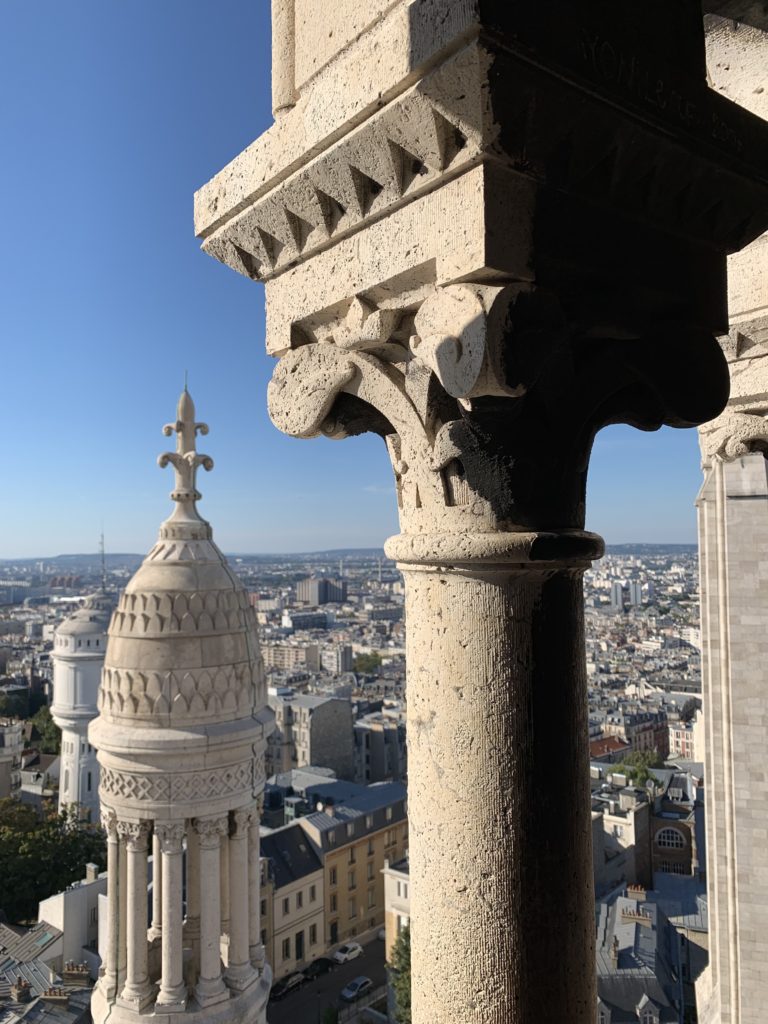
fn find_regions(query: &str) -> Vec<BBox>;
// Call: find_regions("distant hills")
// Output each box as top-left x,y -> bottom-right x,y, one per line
1,543 -> 696,567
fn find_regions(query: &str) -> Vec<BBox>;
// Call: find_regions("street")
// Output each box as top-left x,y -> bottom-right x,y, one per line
266,939 -> 388,1024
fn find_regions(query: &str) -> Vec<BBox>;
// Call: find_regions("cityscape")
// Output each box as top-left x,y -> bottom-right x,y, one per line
0,542 -> 707,1022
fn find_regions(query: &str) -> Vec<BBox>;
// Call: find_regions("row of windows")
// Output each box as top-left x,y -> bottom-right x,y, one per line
279,924 -> 318,963
326,808 -> 395,846
329,861 -> 378,889
329,888 -> 377,915
278,884 -> 317,916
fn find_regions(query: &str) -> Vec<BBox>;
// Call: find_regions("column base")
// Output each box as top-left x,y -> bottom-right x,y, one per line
249,944 -> 265,969
224,962 -> 257,992
98,975 -> 118,1001
148,927 -> 162,943
118,984 -> 155,1013
195,976 -> 230,1008
155,984 -> 187,1013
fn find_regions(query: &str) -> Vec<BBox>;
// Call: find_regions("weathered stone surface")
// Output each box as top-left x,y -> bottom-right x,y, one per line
197,5 -> 768,1022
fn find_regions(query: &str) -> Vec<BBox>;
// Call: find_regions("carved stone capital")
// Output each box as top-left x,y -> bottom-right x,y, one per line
117,820 -> 151,851
193,814 -> 229,849
231,809 -> 254,838
268,285 -> 728,544
101,809 -> 119,837
154,821 -> 186,854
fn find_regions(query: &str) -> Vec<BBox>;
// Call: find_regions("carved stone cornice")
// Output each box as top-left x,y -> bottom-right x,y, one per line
268,284 -> 729,544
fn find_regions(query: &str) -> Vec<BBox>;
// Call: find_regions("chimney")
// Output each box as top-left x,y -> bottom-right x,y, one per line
610,936 -> 619,966
85,862 -> 99,882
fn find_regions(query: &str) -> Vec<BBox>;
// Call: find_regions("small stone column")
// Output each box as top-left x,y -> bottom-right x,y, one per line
101,810 -> 120,998
194,816 -> 229,1008
184,824 -> 201,971
220,833 -> 230,938
225,810 -> 256,991
149,831 -> 162,941
118,821 -> 153,1010
248,815 -> 264,968
155,822 -> 187,1012
117,825 -> 128,992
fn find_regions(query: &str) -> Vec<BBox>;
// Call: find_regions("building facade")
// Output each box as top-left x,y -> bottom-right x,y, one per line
266,693 -> 354,780
0,718 -> 22,799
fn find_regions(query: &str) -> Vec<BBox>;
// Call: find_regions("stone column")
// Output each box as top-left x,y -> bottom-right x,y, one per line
220,832 -> 230,938
388,538 -> 599,1023
225,810 -> 256,991
271,0 -> 296,116
149,831 -> 162,941
194,815 -> 229,1008
266,284 -> 730,1023
118,821 -> 153,1010
248,815 -> 264,968
155,822 -> 187,1012
117,824 -> 128,992
101,810 -> 120,998
184,824 -> 201,972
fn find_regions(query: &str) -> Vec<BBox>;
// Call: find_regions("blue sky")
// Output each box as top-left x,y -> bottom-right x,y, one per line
0,2 -> 705,558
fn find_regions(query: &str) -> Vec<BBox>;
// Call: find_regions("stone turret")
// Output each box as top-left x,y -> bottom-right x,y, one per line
89,389 -> 272,1024
51,589 -> 114,820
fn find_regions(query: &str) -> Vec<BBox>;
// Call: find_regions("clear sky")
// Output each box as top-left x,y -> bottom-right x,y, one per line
0,2 -> 706,558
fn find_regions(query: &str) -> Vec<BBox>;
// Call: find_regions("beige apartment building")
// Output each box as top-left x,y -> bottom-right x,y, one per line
382,857 -> 410,962
266,692 -> 355,780
0,718 -> 22,799
260,822 -> 325,981
298,782 -> 407,948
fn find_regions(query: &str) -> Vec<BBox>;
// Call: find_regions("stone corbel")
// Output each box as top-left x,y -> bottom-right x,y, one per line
699,408 -> 768,465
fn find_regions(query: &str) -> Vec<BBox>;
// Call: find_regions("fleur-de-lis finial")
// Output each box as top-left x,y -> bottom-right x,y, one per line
158,388 -> 214,518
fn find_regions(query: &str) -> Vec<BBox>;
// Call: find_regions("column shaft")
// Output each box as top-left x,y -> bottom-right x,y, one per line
117,834 -> 128,991
155,823 -> 187,1012
402,564 -> 595,1024
102,815 -> 120,998
248,819 -> 263,968
150,832 -> 162,940
184,826 -> 201,982
120,823 -> 152,1009
220,834 -> 230,935
225,811 -> 256,990
195,816 -> 228,1007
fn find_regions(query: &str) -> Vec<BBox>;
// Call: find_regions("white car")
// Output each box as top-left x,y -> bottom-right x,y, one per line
332,941 -> 364,964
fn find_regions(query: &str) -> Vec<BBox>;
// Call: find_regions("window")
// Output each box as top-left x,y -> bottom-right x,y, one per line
659,860 -> 686,875
347,823 -> 355,838
260,899 -> 266,916
309,885 -> 316,903
397,881 -> 401,898
367,890 -> 375,909
296,891 -> 303,909
89,907 -> 97,925
367,839 -> 374,857
309,924 -> 317,945
348,870 -> 356,890
329,867 -> 337,886
348,897 -> 357,919
403,883 -> 409,899
367,863 -> 374,881
261,929 -> 267,945
328,830 -> 336,845
365,814 -> 373,829
282,938 -> 291,961
330,894 -> 338,912
283,897 -> 290,915
349,848 -> 356,865
386,807 -> 393,821
656,828 -> 685,849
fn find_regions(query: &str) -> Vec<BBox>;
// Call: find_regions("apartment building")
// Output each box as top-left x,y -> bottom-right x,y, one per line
266,692 -> 354,780
260,823 -> 325,981
298,782 -> 407,948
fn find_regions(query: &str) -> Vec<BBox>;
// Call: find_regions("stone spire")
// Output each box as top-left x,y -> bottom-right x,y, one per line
89,390 -> 272,1024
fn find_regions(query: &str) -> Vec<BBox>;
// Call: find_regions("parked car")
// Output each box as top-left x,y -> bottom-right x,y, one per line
340,976 -> 373,1002
303,957 -> 335,980
332,942 -> 363,964
269,972 -> 305,1000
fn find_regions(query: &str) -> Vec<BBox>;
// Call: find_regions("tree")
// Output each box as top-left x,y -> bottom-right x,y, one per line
390,925 -> 411,1024
0,800 -> 106,923
612,749 -> 665,786
353,652 -> 382,674
30,705 -> 61,754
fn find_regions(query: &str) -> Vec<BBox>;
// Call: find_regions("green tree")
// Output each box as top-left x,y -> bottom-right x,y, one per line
390,925 -> 411,1024
0,690 -> 28,718
30,704 -> 61,754
353,652 -> 382,674
0,800 -> 106,923
612,749 -> 665,786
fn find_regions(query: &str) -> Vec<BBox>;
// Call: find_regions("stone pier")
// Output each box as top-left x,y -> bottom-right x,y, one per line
196,3 -> 768,1020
